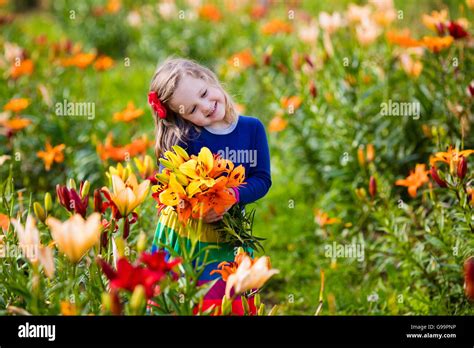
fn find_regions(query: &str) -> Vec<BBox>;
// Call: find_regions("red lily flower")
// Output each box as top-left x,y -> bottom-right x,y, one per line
100,187 -> 122,219
98,257 -> 162,299
447,21 -> 468,40
140,251 -> 181,278
56,183 -> 89,217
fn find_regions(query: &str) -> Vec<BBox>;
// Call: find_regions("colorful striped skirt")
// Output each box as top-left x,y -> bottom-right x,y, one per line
151,206 -> 256,315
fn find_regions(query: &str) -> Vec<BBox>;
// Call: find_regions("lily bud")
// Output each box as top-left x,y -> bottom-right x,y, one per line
304,54 -> 314,68
110,289 -> 122,315
130,285 -> 146,314
430,166 -> 447,188
254,293 -> 261,308
355,188 -> 367,199
33,202 -> 46,223
464,257 -> 474,301
369,176 -> 377,199
258,303 -> 265,316
80,180 -> 90,198
457,156 -> 467,179
309,80 -> 317,98
136,231 -> 147,254
366,144 -> 375,162
114,236 -> 125,257
68,178 -> 77,190
263,52 -> 271,66
219,296 -> 229,315
357,146 -> 365,167
44,192 -> 52,213
94,189 -> 103,213
241,296 -> 250,315
101,292 -> 112,313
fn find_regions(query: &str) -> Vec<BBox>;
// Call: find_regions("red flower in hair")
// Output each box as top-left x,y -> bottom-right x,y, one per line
148,91 -> 167,119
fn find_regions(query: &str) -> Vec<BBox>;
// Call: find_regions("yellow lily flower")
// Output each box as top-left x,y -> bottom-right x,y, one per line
102,173 -> 150,218
159,173 -> 187,206
134,155 -> 155,179
106,162 -> 133,183
46,213 -> 102,263
179,147 -> 216,196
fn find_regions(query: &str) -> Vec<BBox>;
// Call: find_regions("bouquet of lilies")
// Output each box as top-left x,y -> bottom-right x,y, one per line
151,145 -> 264,251
152,145 -> 245,224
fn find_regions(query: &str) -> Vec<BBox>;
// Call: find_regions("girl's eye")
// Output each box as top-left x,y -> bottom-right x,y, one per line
190,90 -> 207,114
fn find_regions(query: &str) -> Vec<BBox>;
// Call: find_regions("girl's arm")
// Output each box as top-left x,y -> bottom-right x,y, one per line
235,120 -> 272,205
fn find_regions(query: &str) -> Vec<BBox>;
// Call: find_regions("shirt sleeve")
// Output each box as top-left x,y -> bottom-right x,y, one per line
237,119 -> 272,205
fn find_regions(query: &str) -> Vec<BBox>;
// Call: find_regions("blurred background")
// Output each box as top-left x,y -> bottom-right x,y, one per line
1,0 -> 473,314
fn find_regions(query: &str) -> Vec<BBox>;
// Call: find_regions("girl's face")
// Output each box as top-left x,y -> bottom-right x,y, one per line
169,74 -> 226,127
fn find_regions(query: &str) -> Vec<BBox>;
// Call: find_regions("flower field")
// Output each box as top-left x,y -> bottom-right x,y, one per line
1,0 -> 474,316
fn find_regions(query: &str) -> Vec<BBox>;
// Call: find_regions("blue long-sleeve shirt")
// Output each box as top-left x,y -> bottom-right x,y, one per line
160,115 -> 272,205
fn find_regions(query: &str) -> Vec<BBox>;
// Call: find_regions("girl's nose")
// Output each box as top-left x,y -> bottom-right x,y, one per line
202,101 -> 213,114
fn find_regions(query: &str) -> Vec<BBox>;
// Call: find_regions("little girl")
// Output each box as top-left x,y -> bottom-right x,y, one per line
148,57 -> 271,314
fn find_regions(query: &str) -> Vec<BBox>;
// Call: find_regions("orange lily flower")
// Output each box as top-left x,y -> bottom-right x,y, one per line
10,59 -> 34,79
227,49 -> 255,70
226,165 -> 245,188
421,36 -> 453,53
60,52 -> 96,69
395,164 -> 429,198
198,4 -> 221,22
386,30 -> 421,48
192,177 -> 236,217
250,4 -> 267,20
1,117 -> 32,131
60,300 -> 78,315
97,133 -> 150,161
0,213 -> 10,232
113,102 -> 144,123
280,96 -> 302,112
3,98 -> 30,113
261,19 -> 292,35
314,209 -> 341,227
106,0 -> 121,13
210,249 -> 252,281
234,103 -> 246,114
94,55 -> 114,71
268,113 -> 287,132
430,146 -> 474,174
37,141 -> 66,171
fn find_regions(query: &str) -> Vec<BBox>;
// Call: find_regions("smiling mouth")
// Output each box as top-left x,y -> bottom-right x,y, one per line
207,102 -> 217,117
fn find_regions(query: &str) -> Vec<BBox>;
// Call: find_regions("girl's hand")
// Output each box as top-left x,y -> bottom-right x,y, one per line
202,188 -> 236,223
